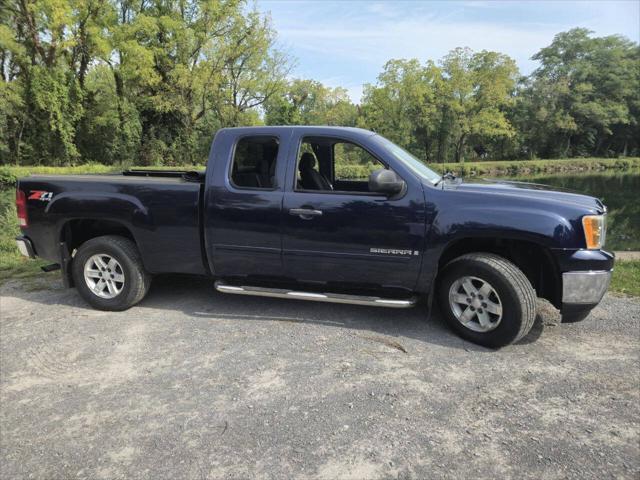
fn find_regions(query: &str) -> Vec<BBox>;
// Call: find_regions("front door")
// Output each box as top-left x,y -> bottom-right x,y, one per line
282,135 -> 426,293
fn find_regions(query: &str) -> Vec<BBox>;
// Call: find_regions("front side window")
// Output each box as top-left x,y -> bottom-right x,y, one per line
296,137 -> 388,194
230,136 -> 279,189
333,142 -> 382,182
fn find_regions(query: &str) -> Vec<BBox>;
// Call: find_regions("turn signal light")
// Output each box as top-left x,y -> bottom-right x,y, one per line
16,189 -> 28,228
582,215 -> 605,250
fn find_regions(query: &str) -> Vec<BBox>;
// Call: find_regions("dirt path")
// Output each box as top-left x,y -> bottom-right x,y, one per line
1,275 -> 639,479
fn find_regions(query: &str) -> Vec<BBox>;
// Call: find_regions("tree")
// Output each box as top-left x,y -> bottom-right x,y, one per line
439,48 -> 519,162
109,0 -> 288,164
359,59 -> 439,160
208,9 -> 290,128
0,0 -> 292,166
526,28 -> 639,157
264,78 -> 358,127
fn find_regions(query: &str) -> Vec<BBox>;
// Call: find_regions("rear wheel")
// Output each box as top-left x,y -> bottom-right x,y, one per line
72,235 -> 151,311
437,253 -> 537,348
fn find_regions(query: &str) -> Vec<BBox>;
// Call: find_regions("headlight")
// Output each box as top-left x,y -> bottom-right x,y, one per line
582,215 -> 606,249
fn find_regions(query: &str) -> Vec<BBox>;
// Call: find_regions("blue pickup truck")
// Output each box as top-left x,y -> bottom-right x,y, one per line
15,126 -> 613,347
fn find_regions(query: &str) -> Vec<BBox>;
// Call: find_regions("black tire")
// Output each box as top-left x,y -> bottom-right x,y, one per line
72,235 -> 151,311
437,253 -> 537,348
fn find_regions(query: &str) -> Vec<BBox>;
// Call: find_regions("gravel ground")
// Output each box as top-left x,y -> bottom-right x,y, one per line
1,274 -> 639,480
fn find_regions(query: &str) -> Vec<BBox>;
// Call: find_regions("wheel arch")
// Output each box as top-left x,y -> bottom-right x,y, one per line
58,219 -> 140,287
59,218 -> 138,254
436,236 -> 562,309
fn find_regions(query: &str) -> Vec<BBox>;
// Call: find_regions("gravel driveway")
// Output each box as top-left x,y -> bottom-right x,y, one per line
1,275 -> 639,479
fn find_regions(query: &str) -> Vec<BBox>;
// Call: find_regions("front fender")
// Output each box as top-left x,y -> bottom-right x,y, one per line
415,187 -> 588,293
430,204 -> 582,249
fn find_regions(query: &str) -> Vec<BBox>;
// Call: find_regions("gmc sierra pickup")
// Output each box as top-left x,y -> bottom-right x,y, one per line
15,126 -> 613,347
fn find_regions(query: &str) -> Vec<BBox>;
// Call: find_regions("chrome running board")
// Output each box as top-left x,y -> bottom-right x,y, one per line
214,281 -> 417,308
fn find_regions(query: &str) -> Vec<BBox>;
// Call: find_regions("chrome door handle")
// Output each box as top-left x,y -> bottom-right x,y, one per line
289,208 -> 323,219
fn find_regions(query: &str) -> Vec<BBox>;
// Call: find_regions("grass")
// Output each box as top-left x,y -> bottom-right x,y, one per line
610,260 -> 640,297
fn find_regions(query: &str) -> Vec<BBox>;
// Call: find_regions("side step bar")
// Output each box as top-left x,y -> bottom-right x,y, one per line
214,281 -> 417,308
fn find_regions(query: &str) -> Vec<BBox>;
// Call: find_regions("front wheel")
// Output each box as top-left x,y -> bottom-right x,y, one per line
437,253 -> 537,348
72,235 -> 151,311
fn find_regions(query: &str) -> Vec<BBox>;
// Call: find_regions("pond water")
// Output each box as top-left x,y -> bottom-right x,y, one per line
506,171 -> 640,251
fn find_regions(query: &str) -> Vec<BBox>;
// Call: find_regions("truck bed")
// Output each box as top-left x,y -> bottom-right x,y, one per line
18,172 -> 208,276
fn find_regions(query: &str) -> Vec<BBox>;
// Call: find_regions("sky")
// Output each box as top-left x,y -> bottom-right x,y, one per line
256,0 -> 640,102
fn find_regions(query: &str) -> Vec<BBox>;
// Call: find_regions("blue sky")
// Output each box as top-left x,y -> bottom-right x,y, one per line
256,0 -> 640,102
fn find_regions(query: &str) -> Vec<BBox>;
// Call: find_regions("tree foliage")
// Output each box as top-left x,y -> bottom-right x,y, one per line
0,9 -> 638,167
0,0 -> 289,165
264,79 -> 358,127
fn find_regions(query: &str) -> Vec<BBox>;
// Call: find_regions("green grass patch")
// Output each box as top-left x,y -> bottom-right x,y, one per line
610,260 -> 640,297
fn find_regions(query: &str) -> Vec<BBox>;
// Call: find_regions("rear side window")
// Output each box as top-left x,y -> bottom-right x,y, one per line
230,136 -> 279,189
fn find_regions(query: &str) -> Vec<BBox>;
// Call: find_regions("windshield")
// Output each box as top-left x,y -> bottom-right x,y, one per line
374,135 -> 441,185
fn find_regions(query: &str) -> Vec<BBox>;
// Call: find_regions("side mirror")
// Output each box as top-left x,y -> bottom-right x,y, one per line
369,168 -> 406,196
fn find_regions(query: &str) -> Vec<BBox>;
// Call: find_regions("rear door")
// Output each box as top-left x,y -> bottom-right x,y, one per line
281,132 -> 426,293
204,129 -> 290,279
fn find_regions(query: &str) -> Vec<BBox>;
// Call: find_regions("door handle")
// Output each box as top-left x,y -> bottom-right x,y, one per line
289,208 -> 323,219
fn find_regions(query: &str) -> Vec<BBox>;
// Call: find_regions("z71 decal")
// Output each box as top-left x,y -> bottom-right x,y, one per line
28,190 -> 53,202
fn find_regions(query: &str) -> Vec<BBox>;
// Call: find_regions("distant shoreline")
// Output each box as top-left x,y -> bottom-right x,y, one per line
437,157 -> 640,177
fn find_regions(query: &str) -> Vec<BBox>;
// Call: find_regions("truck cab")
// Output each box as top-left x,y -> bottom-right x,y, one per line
205,127 -> 428,294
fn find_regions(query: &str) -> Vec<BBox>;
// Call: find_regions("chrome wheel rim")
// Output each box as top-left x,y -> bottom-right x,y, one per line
448,276 -> 503,333
83,254 -> 125,299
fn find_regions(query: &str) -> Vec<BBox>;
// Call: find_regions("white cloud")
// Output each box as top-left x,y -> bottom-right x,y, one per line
279,18 -> 557,70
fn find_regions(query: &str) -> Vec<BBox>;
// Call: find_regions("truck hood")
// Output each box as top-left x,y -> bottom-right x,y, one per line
443,178 -> 606,214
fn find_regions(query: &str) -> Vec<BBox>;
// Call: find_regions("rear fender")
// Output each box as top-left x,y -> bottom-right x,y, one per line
47,192 -> 152,266
47,192 -> 151,229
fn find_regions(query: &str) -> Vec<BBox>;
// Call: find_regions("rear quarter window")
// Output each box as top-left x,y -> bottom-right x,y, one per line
230,136 -> 279,189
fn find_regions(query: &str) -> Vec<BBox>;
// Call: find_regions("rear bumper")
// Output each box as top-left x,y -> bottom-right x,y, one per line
15,235 -> 36,259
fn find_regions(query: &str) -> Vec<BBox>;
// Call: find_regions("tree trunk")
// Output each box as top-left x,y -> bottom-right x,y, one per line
112,68 -> 128,163
436,108 -> 448,163
563,135 -> 571,158
455,133 -> 466,163
14,117 -> 25,166
594,135 -> 604,157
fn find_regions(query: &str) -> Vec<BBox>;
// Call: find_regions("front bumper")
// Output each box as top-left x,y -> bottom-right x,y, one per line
561,269 -> 612,322
562,270 -> 612,304
15,235 -> 36,259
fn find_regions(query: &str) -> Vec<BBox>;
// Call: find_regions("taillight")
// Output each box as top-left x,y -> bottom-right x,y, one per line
16,189 -> 28,228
